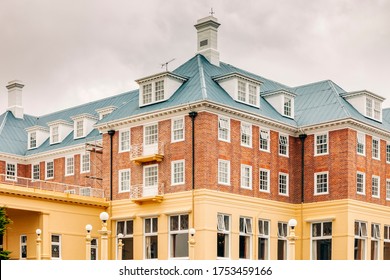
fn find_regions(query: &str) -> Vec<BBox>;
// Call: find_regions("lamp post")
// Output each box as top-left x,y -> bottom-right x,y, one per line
188,228 -> 196,260
98,212 -> 111,260
288,218 -> 298,260
117,233 -> 124,260
85,224 -> 92,260
36,229 -> 42,260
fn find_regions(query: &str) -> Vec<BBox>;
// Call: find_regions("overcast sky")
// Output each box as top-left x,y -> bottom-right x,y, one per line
1,0 -> 389,116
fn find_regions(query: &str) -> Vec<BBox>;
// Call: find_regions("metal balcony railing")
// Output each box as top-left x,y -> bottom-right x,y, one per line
0,174 -> 105,198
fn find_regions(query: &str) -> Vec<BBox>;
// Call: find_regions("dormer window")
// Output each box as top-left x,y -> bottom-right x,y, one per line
213,73 -> 261,108
137,72 -> 187,107
71,114 -> 98,139
26,125 -> 50,149
96,106 -> 117,120
262,90 -> 296,119
341,90 -> 385,122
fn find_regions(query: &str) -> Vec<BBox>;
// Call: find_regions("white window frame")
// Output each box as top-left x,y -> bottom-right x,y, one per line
75,119 -> 84,139
315,132 -> 328,156
171,160 -> 185,186
217,213 -> 231,259
143,164 -> 158,189
119,129 -> 130,153
20,235 -> 27,259
354,221 -> 368,260
278,172 -> 289,196
278,134 -> 289,157
51,234 -> 61,260
171,117 -> 185,143
218,116 -> 230,142
283,96 -> 292,117
116,220 -> 134,260
371,223 -> 381,260
372,175 -> 380,198
311,221 -> 332,260
118,169 -> 130,193
277,222 -> 288,260
386,143 -> 390,163
356,172 -> 365,195
357,132 -> 365,156
372,137 -> 380,160
236,79 -> 260,107
29,131 -> 37,149
32,163 -> 40,181
65,156 -> 74,176
314,172 -> 329,195
240,164 -> 252,190
144,123 -> 158,146
259,128 -> 270,152
80,153 -> 90,173
386,179 -> 390,201
169,214 -> 189,259
144,217 -> 158,259
240,122 -> 252,147
45,160 -> 54,180
258,219 -> 270,260
218,159 -> 230,186
50,125 -> 59,144
141,79 -> 165,106
259,169 -> 270,193
6,162 -> 17,182
239,217 -> 253,260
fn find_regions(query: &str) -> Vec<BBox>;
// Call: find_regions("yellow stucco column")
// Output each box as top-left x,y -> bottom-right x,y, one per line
35,229 -> 42,260
188,228 -> 196,260
98,212 -> 111,260
38,212 -> 50,260
288,219 -> 298,260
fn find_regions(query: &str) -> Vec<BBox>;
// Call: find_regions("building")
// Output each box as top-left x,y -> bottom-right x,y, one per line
1,15 -> 390,260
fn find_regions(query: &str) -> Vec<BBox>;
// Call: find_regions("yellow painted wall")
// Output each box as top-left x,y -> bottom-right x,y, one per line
1,184 -> 108,260
3,184 -> 390,260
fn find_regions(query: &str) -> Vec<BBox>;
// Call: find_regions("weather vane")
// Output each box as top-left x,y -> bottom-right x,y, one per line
210,8 -> 215,16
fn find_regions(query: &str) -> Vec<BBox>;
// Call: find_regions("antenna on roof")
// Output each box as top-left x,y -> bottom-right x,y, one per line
161,58 -> 175,71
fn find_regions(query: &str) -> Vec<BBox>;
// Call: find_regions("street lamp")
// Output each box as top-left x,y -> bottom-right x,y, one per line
117,233 -> 124,260
98,212 -> 111,260
36,228 -> 42,260
288,218 -> 298,260
85,224 -> 93,260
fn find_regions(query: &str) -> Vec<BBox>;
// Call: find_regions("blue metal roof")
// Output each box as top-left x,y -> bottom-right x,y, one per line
1,54 -> 389,157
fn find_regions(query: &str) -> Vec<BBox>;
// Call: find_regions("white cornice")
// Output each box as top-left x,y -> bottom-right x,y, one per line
136,71 -> 188,84
47,119 -> 73,127
71,113 -> 98,121
25,125 -> 49,133
212,72 -> 262,85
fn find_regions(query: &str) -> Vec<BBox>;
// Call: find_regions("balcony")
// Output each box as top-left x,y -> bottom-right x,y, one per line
130,142 -> 164,165
0,174 -> 105,199
129,183 -> 164,204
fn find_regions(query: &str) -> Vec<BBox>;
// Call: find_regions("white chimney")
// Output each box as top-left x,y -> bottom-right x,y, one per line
194,15 -> 221,66
6,80 -> 24,119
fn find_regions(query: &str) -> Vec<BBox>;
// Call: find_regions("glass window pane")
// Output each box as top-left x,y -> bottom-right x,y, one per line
126,220 -> 133,235
323,222 -> 332,236
180,215 -> 189,230
170,216 -> 179,231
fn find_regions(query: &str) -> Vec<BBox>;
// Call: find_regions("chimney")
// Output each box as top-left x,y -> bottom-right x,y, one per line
6,80 -> 24,119
194,15 -> 221,66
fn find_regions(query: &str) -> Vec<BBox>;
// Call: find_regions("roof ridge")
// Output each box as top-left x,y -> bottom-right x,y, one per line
293,79 -> 333,90
197,55 -> 208,99
327,80 -> 351,118
0,111 -> 9,135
